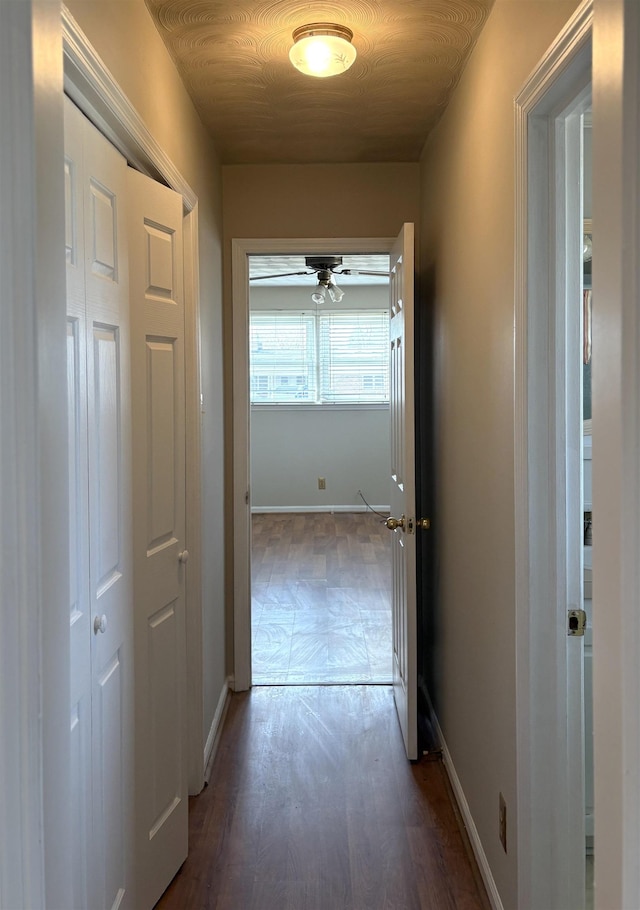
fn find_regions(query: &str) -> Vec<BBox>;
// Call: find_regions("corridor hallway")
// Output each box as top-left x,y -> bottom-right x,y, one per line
156,686 -> 491,909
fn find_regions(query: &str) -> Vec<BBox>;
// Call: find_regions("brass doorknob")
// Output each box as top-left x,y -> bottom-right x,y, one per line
416,518 -> 431,530
384,516 -> 405,531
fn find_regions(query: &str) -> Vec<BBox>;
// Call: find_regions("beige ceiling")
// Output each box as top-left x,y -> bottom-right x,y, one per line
145,0 -> 495,164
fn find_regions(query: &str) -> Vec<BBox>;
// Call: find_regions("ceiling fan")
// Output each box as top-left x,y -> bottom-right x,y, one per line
249,255 -> 389,304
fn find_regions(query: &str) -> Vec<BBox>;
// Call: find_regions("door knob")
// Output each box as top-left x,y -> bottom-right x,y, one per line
384,516 -> 405,531
178,549 -> 189,564
93,614 -> 107,635
416,518 -> 431,530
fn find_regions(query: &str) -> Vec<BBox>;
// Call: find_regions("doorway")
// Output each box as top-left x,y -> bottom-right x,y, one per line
247,252 -> 393,685
514,4 -> 592,907
231,236 -> 398,691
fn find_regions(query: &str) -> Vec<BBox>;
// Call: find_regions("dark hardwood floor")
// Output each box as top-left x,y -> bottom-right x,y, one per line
251,512 -> 392,684
156,686 -> 491,910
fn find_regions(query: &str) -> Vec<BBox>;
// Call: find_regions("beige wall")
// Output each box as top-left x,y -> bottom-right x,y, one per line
222,162 -> 420,667
223,163 -> 420,240
66,0 -> 227,747
418,0 -> 581,905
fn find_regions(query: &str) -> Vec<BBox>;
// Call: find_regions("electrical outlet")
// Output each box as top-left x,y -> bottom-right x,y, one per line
318,477 -> 326,490
499,793 -> 507,852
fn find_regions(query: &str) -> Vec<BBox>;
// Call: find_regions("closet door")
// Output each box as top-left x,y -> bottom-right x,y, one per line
128,167 -> 188,909
65,97 -> 134,910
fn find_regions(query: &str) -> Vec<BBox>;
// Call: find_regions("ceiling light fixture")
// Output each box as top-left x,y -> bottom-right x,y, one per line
311,269 -> 345,304
289,23 -> 357,78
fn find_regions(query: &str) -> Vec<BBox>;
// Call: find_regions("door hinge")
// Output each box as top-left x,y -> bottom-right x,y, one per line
567,609 -> 587,637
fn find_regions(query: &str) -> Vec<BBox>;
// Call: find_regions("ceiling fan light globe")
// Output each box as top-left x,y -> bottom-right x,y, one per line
311,287 -> 327,304
328,284 -> 345,303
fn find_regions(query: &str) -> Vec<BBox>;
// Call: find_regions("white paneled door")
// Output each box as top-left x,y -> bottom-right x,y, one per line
66,99 -> 188,910
127,167 -> 188,910
65,97 -> 134,910
388,223 -> 418,760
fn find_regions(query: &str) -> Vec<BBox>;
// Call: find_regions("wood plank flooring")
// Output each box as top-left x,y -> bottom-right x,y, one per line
252,512 -> 392,684
155,686 -> 491,910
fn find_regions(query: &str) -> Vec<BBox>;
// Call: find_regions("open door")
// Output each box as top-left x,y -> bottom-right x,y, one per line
387,223 -> 418,760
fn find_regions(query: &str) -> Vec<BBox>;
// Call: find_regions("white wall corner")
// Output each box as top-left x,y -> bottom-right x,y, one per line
203,677 -> 232,784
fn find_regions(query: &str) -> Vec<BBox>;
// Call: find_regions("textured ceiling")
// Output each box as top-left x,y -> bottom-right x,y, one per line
145,0 -> 495,164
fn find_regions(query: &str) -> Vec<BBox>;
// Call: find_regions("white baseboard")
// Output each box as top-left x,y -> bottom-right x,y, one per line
433,713 -> 504,910
203,676 -> 231,783
251,504 -> 389,514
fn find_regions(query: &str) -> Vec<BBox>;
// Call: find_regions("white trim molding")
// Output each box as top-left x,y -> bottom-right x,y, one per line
433,717 -> 504,910
203,678 -> 232,783
514,2 -> 592,908
592,1 -> 640,905
62,7 -> 197,211
231,236 -> 395,692
0,4 -> 46,906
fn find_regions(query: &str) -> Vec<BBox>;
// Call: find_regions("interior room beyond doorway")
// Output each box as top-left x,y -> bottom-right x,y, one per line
251,511 -> 392,684
248,253 -> 392,685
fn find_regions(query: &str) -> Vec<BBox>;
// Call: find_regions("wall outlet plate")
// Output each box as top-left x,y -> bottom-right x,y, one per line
318,477 -> 326,490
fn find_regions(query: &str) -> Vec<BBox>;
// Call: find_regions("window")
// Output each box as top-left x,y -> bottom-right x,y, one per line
250,312 -> 316,402
250,309 -> 389,404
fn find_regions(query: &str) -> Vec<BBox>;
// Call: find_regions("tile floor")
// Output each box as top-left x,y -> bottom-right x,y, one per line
251,512 -> 392,685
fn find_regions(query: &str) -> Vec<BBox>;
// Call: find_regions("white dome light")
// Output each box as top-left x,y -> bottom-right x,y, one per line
289,23 -> 357,78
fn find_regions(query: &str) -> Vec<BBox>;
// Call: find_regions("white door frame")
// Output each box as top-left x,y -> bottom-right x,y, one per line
514,2 -> 592,907
231,236 -> 394,691
592,1 -> 640,905
1,3 -> 49,906
62,6 -> 206,795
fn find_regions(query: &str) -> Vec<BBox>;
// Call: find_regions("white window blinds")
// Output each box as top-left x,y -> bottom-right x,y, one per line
250,309 -> 389,404
318,311 -> 389,402
250,312 -> 317,402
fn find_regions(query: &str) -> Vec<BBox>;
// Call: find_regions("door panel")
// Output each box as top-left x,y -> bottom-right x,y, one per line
89,180 -> 118,281
93,651 -> 125,910
147,339 -> 177,547
84,114 -> 133,910
65,96 -> 134,910
92,325 -> 121,587
389,223 -> 417,760
128,166 -> 187,909
69,700 -> 90,909
148,600 -> 181,833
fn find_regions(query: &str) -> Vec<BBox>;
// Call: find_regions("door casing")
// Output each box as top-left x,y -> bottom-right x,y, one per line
231,236 -> 394,691
514,2 -> 592,907
1,4 -> 54,906
591,0 -> 640,904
